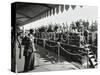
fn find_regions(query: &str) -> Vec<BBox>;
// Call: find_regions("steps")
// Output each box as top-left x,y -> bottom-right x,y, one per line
87,47 -> 97,68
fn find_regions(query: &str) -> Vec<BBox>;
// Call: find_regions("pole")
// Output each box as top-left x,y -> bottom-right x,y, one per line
87,48 -> 89,68
87,31 -> 89,44
43,39 -> 45,48
68,31 -> 69,44
36,38 -> 38,45
54,32 -> 55,41
57,42 -> 60,63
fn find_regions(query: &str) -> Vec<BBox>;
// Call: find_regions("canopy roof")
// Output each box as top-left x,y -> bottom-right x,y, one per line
16,2 -> 57,26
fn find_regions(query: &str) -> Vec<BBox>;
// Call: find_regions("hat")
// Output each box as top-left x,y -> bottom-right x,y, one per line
30,29 -> 34,34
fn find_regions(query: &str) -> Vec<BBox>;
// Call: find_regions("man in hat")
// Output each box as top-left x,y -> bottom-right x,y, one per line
22,29 -> 35,72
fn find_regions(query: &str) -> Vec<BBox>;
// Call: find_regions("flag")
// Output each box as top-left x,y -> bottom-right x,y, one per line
65,5 -> 69,11
43,13 -> 45,18
53,8 -> 55,15
44,12 -> 46,17
50,9 -> 52,16
60,5 -> 64,13
46,11 -> 48,17
48,10 -> 50,16
71,5 -> 76,10
80,5 -> 83,8
56,5 -> 59,14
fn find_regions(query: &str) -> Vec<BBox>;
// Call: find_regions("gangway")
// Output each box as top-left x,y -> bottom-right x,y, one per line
84,44 -> 97,68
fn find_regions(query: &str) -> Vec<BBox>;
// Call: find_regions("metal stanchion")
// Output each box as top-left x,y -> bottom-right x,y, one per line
85,47 -> 89,68
68,30 -> 70,45
57,42 -> 60,63
86,50 -> 88,68
35,38 -> 37,45
37,53 -> 40,67
54,32 -> 55,41
43,39 -> 46,48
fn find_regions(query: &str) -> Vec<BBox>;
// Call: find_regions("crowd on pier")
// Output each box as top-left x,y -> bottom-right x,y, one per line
33,19 -> 97,47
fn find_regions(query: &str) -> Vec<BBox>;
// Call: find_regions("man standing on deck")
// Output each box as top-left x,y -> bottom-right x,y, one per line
84,28 -> 89,44
22,29 -> 36,72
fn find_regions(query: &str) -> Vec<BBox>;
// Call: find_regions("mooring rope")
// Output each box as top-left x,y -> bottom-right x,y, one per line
45,41 -> 58,47
59,44 -> 86,57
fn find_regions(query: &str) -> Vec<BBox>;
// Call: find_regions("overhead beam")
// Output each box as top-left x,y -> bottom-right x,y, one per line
39,4 -> 53,9
16,16 -> 30,20
16,19 -> 23,23
16,11 -> 32,19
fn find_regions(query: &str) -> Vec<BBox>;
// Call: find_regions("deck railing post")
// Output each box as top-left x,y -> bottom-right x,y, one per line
85,47 -> 89,68
87,49 -> 89,68
57,42 -> 60,63
35,38 -> 37,45
43,39 -> 46,48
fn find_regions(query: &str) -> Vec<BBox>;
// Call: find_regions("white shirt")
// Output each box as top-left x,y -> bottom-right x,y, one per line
29,34 -> 36,52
